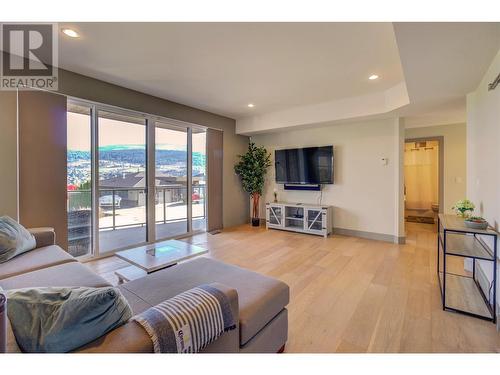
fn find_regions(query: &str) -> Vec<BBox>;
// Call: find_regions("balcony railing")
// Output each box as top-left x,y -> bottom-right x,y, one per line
67,186 -> 206,257
68,185 -> 206,230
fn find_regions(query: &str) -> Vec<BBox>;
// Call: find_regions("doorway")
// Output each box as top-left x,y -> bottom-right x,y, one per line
404,137 -> 444,225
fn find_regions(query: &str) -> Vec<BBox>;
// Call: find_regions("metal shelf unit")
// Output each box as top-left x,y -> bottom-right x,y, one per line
437,214 -> 497,323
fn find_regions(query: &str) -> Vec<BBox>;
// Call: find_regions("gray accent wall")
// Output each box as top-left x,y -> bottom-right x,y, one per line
0,91 -> 18,220
18,90 -> 68,249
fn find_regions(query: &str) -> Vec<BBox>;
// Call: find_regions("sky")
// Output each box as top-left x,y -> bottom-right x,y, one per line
67,112 -> 206,152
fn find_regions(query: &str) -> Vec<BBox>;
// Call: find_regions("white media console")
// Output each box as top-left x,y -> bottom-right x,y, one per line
265,202 -> 333,237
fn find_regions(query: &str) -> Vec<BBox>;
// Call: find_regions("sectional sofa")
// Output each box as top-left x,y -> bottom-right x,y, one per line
0,228 -> 289,353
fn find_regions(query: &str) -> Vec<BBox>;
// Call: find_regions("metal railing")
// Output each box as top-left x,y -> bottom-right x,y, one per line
67,185 -> 206,232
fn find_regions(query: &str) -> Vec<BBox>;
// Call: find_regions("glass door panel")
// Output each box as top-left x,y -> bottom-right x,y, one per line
67,103 -> 92,257
306,209 -> 323,231
155,122 -> 188,239
269,206 -> 283,226
98,110 -> 147,253
192,128 -> 207,231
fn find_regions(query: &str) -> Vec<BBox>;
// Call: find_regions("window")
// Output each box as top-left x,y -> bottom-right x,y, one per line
66,99 -> 207,258
67,103 -> 92,258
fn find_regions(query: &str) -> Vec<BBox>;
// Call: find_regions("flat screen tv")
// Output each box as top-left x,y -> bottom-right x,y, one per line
275,146 -> 334,185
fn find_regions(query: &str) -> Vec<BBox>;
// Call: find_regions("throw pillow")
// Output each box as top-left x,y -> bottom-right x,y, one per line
0,216 -> 36,263
6,286 -> 132,352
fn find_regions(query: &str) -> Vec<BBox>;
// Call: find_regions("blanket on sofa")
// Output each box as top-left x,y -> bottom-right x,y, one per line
132,284 -> 236,353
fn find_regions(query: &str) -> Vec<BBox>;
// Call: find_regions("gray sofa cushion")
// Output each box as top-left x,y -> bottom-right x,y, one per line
0,245 -> 76,280
6,286 -> 132,352
0,262 -> 111,290
0,216 -> 36,263
121,257 -> 289,345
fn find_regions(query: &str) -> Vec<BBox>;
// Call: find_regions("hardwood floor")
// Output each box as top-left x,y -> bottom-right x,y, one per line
86,222 -> 500,353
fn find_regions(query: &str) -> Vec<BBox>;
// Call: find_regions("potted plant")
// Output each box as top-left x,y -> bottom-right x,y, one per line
464,216 -> 489,230
452,199 -> 475,218
234,142 -> 271,227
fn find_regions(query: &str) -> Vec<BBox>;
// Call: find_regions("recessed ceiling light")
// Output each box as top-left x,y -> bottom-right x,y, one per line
247,103 -> 255,108
62,28 -> 79,38
368,74 -> 379,80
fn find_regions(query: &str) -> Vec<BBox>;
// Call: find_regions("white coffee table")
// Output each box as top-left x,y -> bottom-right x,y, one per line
115,240 -> 208,283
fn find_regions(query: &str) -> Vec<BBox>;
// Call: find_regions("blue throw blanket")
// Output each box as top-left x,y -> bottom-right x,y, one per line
132,284 -> 236,353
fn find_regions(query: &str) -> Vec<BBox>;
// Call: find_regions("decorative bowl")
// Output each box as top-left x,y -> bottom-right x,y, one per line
464,219 -> 488,230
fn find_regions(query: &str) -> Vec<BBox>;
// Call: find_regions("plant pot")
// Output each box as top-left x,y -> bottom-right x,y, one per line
251,218 -> 261,227
464,220 -> 488,230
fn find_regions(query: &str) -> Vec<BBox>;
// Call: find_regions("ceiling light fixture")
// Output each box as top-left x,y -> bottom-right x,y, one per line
368,74 -> 379,80
62,28 -> 80,38
247,103 -> 255,108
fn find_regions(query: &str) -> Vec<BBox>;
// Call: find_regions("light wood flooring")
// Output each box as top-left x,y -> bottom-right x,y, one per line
86,222 -> 500,353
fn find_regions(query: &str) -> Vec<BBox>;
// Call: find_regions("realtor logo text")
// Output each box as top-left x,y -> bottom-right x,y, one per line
1,23 -> 58,90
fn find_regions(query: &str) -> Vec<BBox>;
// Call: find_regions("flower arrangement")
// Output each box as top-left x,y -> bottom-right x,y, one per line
452,199 -> 475,218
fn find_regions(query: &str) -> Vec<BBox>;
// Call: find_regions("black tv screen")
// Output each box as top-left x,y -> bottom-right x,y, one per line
275,146 -> 334,184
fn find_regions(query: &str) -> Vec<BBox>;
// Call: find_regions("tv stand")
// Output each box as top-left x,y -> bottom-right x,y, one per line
265,202 -> 333,237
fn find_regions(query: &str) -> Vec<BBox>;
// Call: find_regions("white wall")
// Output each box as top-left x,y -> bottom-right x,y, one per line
466,48 -> 500,319
252,118 -> 405,242
405,123 -> 467,214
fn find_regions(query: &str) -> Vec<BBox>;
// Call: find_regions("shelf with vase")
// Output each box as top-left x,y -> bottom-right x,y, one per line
437,213 -> 497,323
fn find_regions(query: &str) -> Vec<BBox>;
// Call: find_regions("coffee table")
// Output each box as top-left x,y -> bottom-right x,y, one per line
114,240 -> 208,283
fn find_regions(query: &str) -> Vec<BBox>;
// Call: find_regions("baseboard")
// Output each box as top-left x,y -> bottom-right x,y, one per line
261,220 -> 405,244
333,227 -> 405,244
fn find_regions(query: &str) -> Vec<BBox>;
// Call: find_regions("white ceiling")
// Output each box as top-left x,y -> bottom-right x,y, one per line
58,23 -> 404,118
393,22 -> 500,128
56,22 -> 500,133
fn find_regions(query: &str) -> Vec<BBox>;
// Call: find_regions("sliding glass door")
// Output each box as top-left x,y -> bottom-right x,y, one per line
67,99 -> 207,257
192,128 -> 207,231
155,122 -> 189,239
97,110 -> 147,253
67,103 -> 92,257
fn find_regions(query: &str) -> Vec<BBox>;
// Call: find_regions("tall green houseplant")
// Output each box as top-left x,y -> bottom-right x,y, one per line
234,142 -> 272,226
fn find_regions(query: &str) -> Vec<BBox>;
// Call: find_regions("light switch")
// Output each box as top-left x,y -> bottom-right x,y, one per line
381,157 -> 388,166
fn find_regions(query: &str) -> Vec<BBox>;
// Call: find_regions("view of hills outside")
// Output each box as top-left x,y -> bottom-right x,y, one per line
67,112 -> 206,189
67,111 -> 206,256
67,146 -> 206,188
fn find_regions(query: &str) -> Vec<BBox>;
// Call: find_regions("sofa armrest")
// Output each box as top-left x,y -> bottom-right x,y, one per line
74,283 -> 239,353
207,282 -> 239,325
28,228 -> 55,248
